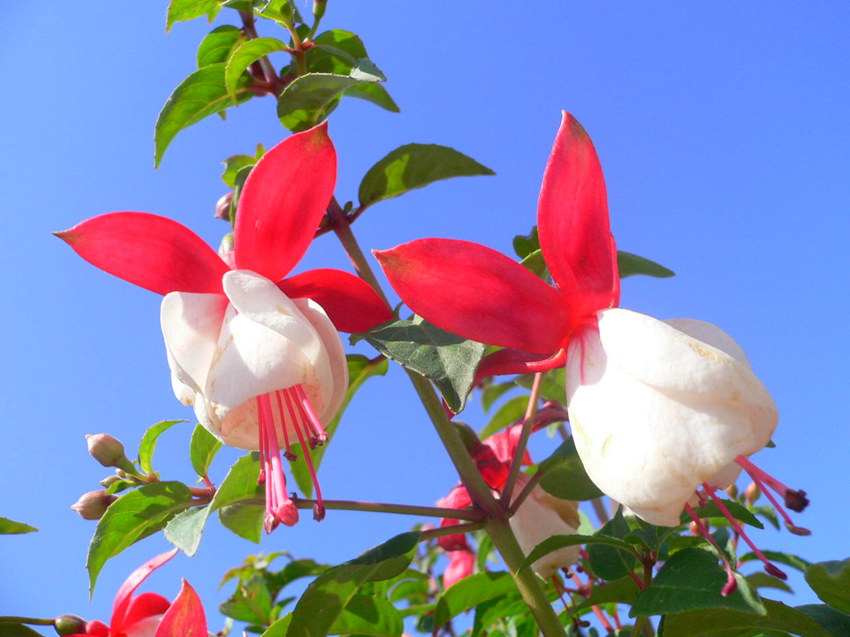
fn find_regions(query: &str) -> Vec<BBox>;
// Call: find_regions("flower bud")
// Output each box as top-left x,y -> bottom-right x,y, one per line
725,484 -> 739,499
313,0 -> 327,20
745,482 -> 761,505
86,434 -> 127,468
99,475 -> 121,488
71,490 -> 118,520
54,615 -> 87,636
215,193 -> 233,222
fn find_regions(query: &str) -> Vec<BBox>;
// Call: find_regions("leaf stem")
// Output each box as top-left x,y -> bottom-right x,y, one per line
287,497 -> 486,520
0,617 -> 55,626
501,372 -> 543,506
506,464 -> 544,516
420,521 -> 485,542
239,11 -> 283,96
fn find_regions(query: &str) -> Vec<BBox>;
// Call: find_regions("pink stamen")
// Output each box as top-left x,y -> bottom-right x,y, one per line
257,393 -> 299,533
257,408 -> 267,486
684,503 -> 737,596
275,395 -> 296,461
749,474 -> 812,536
283,388 -> 326,521
295,385 -> 329,445
701,482 -> 787,581
736,455 -> 809,513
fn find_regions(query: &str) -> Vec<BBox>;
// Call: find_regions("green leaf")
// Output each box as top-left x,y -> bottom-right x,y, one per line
434,572 -> 518,629
805,559 -> 850,614
682,498 -> 764,530
624,524 -> 669,553
478,395 -> 528,440
480,382 -> 515,413
513,227 -> 540,259
0,516 -> 37,534
330,595 -> 402,636
292,354 -> 388,497
352,317 -> 485,413
221,150 -> 259,188
229,164 -> 254,226
513,368 -> 567,404
262,614 -> 291,637
214,453 -> 265,542
797,605 -> 850,636
268,558 -> 329,593
747,572 -> 794,594
277,68 -> 383,132
155,64 -> 254,167
138,419 -> 183,476
190,424 -> 223,478
572,577 -> 641,615
358,143 -> 495,209
617,251 -> 675,279
87,481 -> 193,595
164,506 -> 211,557
0,623 -> 45,637
287,532 -> 420,637
537,436 -> 604,501
220,575 -> 273,625
166,0 -> 222,32
519,249 -> 549,279
587,508 -> 638,581
226,37 -> 290,100
520,535 -> 636,574
631,548 -> 765,617
659,599 -> 832,637
197,25 -> 245,67
739,551 -> 811,574
219,502 -> 264,543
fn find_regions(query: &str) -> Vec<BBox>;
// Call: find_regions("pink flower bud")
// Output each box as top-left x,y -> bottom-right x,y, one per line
215,193 -> 233,222
745,482 -> 761,505
71,490 -> 118,520
54,614 -> 87,635
86,433 -> 126,468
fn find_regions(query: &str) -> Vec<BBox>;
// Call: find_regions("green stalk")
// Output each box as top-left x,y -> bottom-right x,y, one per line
287,498 -> 485,520
500,372 -> 543,506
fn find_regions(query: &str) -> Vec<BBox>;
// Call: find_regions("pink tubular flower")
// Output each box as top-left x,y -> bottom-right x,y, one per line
443,546 -> 475,589
57,123 -> 392,531
377,112 -> 807,581
66,549 -> 207,637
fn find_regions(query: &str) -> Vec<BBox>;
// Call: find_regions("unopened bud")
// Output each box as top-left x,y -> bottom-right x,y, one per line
86,434 -> 126,468
99,475 -> 121,488
219,233 -> 235,267
71,490 -> 118,520
215,193 -> 233,221
54,615 -> 87,636
745,482 -> 761,505
689,520 -> 701,536
725,484 -> 739,499
312,0 -> 327,20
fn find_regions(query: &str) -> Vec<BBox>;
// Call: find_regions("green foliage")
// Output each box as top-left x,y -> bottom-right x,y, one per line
478,395 -> 528,440
805,558 -> 850,614
189,423 -> 222,478
680,498 -> 764,530
225,37 -> 291,100
617,251 -> 675,279
0,623 -> 44,637
138,419 -> 183,476
537,436 -> 604,501
587,508 -> 639,581
0,517 -> 37,534
214,453 -> 265,542
197,25 -> 245,67
434,572 -> 518,629
166,0 -> 222,32
352,316 -> 485,413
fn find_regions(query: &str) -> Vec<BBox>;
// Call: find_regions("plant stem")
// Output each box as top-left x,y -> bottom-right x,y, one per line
421,521 -> 485,542
507,468 -> 544,516
591,497 -> 610,525
0,617 -> 55,626
240,11 -> 283,95
501,372 -> 543,506
630,616 -> 646,637
287,497 -> 486,520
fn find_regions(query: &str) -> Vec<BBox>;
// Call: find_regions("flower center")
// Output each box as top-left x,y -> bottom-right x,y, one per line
256,384 -> 329,532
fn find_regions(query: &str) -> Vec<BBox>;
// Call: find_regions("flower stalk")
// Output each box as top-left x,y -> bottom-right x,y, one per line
501,372 -> 543,506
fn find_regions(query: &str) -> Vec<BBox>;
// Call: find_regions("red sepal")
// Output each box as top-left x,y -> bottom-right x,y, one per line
111,548 -> 178,633
278,269 -> 393,333
83,621 -> 109,637
437,518 -> 471,553
473,348 -> 566,392
154,580 -> 208,637
235,122 -> 337,281
122,592 -> 171,628
375,239 -> 568,353
443,550 -> 475,589
55,213 -> 229,295
537,112 -> 619,321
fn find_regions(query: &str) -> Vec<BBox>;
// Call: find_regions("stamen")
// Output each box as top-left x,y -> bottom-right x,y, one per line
701,483 -> 787,581
274,393 -> 297,461
283,388 -> 326,521
295,385 -> 329,445
257,393 -> 298,532
749,474 -> 812,536
736,455 -> 809,512
685,503 -> 737,596
257,405 -> 267,486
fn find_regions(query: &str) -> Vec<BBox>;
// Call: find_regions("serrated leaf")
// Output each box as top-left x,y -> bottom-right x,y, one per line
358,143 -> 495,209
659,599 -> 832,637
478,395 -> 528,440
292,354 -> 388,497
164,506 -> 211,557
747,572 -> 794,594
587,508 -> 638,581
351,317 -> 485,413
434,572 -> 517,629
220,575 -> 273,625
682,498 -> 764,530
287,532 -> 420,637
226,37 -> 290,100
155,64 -> 254,167
631,548 -> 765,617
617,251 -> 675,279
805,559 -> 850,614
138,419 -> 183,476
190,424 -> 222,478
277,71 -> 382,132
87,481 -> 193,595
166,0 -> 221,32
197,25 -> 245,67
0,516 -> 38,534
537,436 -> 604,501
796,605 -> 850,636
520,535 -> 635,574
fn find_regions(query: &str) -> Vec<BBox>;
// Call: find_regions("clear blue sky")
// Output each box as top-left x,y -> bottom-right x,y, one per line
1,1 -> 848,628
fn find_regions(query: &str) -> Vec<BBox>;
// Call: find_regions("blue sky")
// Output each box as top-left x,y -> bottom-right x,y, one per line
1,1 -> 848,629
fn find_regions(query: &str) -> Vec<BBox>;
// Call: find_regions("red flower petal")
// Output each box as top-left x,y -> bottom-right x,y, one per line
472,348 -> 566,392
437,518 -> 471,552
154,580 -> 208,637
278,269 -> 393,333
375,239 -> 568,354
443,549 -> 475,589
56,213 -> 229,295
537,112 -> 618,320
122,592 -> 171,628
235,122 -> 337,281
111,549 -> 178,632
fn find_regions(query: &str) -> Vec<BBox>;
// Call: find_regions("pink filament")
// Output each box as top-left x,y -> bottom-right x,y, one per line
736,455 -> 809,513
257,393 -> 299,533
684,503 -> 738,596
283,388 -> 325,520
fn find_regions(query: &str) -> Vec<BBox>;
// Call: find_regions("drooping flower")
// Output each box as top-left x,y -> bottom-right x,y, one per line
57,123 -> 392,531
376,112 -> 807,580
65,549 -> 208,637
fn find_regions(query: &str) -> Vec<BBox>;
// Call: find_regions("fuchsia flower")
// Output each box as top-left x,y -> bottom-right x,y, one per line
378,112 -> 808,583
57,123 -> 392,531
68,549 -> 207,637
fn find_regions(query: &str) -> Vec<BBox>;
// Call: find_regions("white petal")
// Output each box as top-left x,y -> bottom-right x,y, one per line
123,615 -> 163,637
566,309 -> 777,527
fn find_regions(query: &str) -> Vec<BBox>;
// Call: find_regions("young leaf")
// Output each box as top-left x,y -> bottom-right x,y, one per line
166,0 -> 222,32
277,70 -> 383,132
87,481 -> 194,595
197,25 -> 245,67
513,227 -> 540,259
164,506 -> 211,557
291,354 -> 388,497
659,599 -> 832,637
630,548 -> 765,617
190,423 -> 222,478
587,508 -> 638,581
138,419 -> 183,476
225,37 -> 290,101
434,572 -> 518,629
537,437 -> 604,501
155,64 -> 254,167
617,251 -> 675,279
221,152 -> 258,188
351,316 -> 485,413
805,559 -> 850,614
358,144 -> 495,210
0,516 -> 38,534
